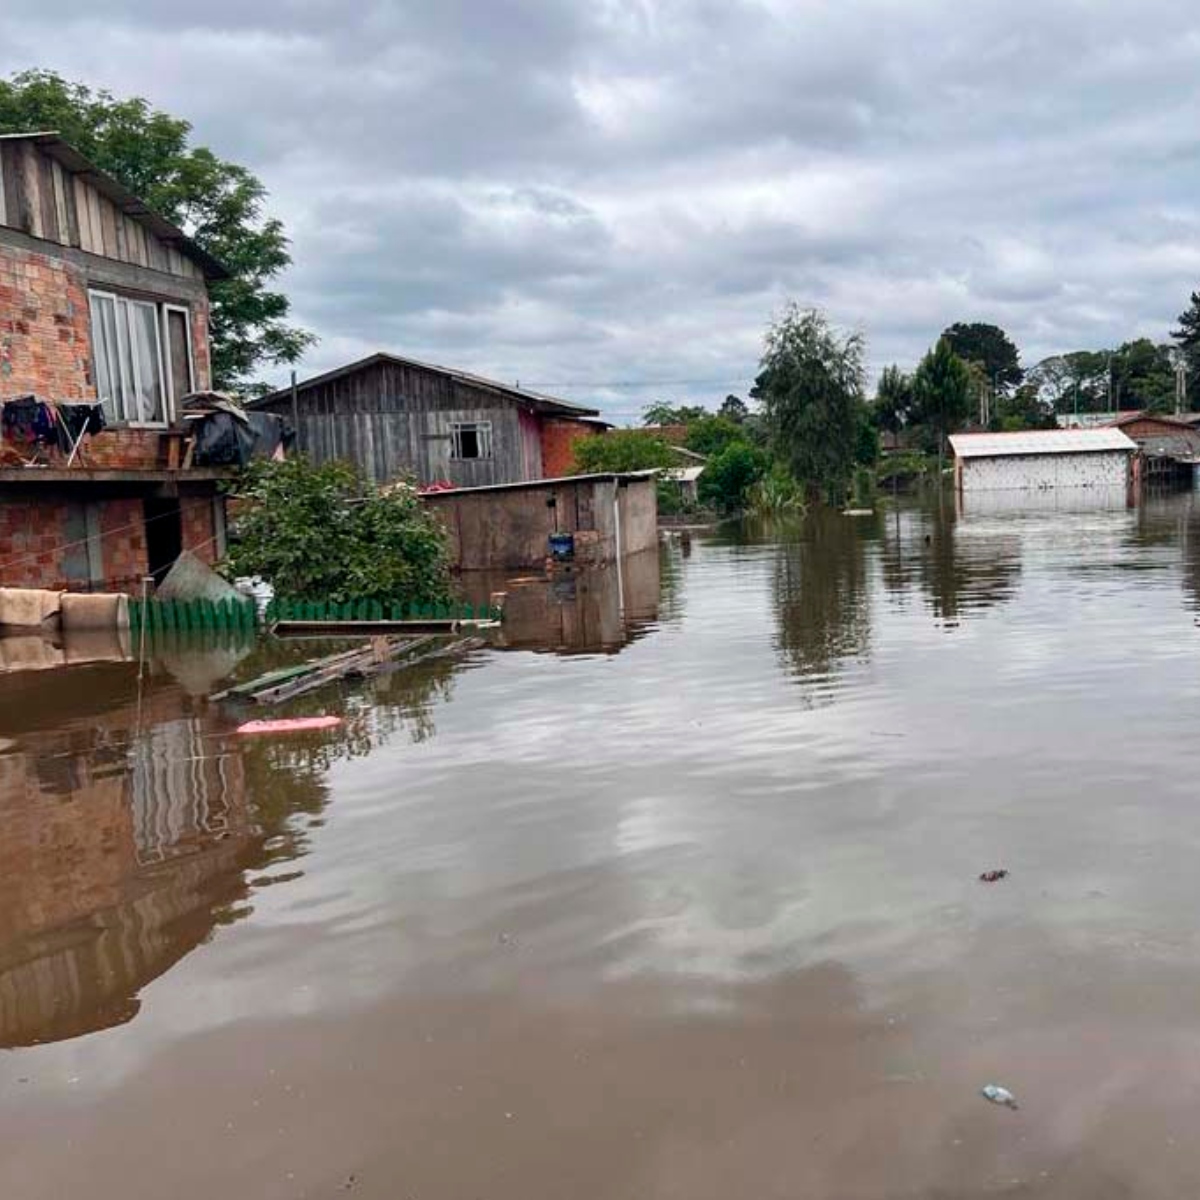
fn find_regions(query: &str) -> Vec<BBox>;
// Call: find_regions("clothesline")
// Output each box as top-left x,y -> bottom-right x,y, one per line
0,395 -> 108,467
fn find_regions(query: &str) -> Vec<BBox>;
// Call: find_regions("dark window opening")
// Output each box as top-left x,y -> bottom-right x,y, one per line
143,498 -> 183,585
451,421 -> 492,460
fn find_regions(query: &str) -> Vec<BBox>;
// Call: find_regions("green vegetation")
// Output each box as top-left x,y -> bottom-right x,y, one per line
685,414 -> 745,458
0,69 -> 313,393
571,429 -> 678,473
698,442 -> 769,516
913,338 -> 972,461
224,458 -> 451,607
941,322 -> 1024,393
748,463 -> 805,516
753,304 -> 866,506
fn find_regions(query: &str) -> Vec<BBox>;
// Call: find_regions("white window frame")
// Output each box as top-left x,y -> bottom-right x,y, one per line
162,304 -> 196,402
450,420 -> 493,460
88,288 -> 171,428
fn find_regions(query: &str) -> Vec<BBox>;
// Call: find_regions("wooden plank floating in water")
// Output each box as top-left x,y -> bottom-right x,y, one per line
270,618 -> 500,637
212,634 -> 486,706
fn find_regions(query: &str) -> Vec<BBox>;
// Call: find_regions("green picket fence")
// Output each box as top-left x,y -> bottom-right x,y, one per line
264,597 -> 503,624
129,596 -> 258,635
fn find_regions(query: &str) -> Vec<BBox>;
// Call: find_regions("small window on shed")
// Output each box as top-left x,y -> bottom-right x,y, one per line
451,421 -> 492,460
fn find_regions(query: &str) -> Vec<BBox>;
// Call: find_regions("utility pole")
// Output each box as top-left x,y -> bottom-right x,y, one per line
1175,355 -> 1187,415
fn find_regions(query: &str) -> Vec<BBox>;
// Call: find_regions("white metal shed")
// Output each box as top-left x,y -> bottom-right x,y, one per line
949,429 -> 1136,492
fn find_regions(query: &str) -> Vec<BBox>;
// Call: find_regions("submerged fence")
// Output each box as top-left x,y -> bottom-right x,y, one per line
127,595 -> 502,635
128,596 -> 258,634
264,598 -> 503,624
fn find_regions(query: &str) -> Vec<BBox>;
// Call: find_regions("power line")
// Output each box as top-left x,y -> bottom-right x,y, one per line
529,377 -> 752,391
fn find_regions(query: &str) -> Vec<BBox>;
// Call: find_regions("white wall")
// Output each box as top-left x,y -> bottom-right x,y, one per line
960,451 -> 1129,492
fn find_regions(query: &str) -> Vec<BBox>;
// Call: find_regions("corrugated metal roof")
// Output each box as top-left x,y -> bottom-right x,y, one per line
949,429 -> 1136,458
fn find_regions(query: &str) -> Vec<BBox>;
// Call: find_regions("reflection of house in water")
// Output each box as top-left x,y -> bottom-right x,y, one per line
0,652 -> 313,1048
463,550 -> 661,655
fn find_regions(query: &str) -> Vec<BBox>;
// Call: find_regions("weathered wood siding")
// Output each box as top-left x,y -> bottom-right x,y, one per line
258,359 -> 545,486
0,139 -> 202,280
423,476 -> 657,571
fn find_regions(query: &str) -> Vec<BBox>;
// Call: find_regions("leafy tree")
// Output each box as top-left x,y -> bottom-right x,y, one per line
1028,351 -> 1111,414
995,382 -> 1057,430
572,429 -> 678,474
941,322 -> 1023,393
698,441 -> 768,515
853,403 -> 880,466
912,338 -> 971,461
685,415 -> 744,458
641,402 -> 708,426
751,304 -> 865,505
1112,339 -> 1176,412
1173,291 -> 1200,398
225,458 -> 450,606
0,70 -> 313,393
718,395 -> 749,424
872,365 -> 913,435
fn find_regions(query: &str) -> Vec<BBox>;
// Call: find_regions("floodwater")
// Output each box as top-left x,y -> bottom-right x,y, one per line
6,491 -> 1200,1198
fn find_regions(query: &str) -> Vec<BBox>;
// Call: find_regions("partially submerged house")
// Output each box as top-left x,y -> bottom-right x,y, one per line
421,472 -> 658,571
0,132 -> 230,591
251,353 -> 603,487
1102,412 -> 1200,485
950,428 -> 1136,492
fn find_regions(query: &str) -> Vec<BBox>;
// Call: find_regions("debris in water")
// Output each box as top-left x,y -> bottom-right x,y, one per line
981,1084 -> 1019,1109
979,869 -> 1009,883
236,716 -> 343,735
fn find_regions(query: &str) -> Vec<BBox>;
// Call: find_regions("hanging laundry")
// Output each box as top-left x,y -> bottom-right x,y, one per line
1,395 -> 56,447
53,402 -> 107,454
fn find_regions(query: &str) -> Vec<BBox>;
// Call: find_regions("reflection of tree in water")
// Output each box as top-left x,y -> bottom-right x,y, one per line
773,509 -> 875,689
879,500 -> 1022,628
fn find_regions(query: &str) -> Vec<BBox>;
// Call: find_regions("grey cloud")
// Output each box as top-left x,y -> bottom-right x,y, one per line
4,0 -> 1200,414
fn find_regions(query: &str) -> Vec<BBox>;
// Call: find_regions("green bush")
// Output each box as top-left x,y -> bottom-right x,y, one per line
698,441 -> 769,515
572,430 -> 678,474
748,463 -> 804,516
224,457 -> 451,607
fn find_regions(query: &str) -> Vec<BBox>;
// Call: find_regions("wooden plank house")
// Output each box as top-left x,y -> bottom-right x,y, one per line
251,353 -> 605,487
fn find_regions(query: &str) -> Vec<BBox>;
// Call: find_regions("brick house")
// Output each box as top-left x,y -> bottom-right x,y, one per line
0,132 -> 229,591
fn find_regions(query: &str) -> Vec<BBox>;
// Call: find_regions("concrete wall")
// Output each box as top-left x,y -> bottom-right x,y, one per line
959,451 -> 1130,492
425,475 -> 658,571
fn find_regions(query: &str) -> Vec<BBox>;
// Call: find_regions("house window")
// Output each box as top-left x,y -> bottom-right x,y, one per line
451,421 -> 492,460
89,290 -> 173,425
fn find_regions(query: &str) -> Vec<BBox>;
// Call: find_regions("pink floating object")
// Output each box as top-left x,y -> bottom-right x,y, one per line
236,716 -> 343,735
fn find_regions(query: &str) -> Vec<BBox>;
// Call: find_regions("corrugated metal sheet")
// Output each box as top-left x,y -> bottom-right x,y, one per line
950,429 -> 1136,458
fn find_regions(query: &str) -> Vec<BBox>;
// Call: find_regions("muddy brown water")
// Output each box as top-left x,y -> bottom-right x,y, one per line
5,492 -> 1200,1198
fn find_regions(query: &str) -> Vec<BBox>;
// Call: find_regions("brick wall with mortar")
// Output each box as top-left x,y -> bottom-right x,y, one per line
179,493 -> 217,565
540,418 -> 603,478
0,240 -> 211,471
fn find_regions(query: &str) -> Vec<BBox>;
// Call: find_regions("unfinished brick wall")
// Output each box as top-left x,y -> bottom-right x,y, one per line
540,418 -> 603,478
0,242 -> 93,400
180,494 -> 217,564
0,239 -> 210,472
0,495 -> 149,590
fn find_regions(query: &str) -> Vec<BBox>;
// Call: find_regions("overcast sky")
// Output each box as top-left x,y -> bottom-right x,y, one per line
4,1 -> 1200,422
